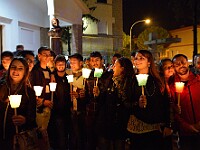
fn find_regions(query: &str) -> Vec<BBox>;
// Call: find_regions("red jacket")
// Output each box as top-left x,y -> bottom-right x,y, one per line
170,71 -> 200,136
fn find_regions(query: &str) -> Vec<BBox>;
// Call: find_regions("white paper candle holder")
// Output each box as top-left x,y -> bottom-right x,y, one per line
33,86 -> 43,97
9,95 -> 22,108
82,68 -> 92,79
49,82 -> 57,92
66,75 -> 74,83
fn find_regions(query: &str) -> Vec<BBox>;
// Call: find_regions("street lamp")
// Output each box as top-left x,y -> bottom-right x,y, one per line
130,19 -> 151,52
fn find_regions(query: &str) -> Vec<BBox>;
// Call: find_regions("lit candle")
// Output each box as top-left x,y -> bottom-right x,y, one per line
66,75 -> 74,83
94,68 -> 103,78
49,82 -> 57,102
67,75 -> 74,100
175,82 -> 185,107
82,68 -> 92,79
94,68 -> 103,86
49,82 -> 57,92
82,68 -> 92,88
175,82 -> 185,93
33,86 -> 43,97
9,95 -> 22,134
136,74 -> 149,95
9,95 -> 22,109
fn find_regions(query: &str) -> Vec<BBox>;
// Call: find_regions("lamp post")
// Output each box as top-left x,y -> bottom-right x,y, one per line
130,19 -> 151,52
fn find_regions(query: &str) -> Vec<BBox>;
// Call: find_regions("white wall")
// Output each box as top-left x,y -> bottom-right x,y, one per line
0,0 -> 87,53
0,0 -> 48,52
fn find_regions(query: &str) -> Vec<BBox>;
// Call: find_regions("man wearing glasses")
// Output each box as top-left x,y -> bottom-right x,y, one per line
31,46 -> 52,150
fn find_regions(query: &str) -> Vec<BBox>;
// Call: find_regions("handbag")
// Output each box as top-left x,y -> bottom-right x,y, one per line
13,128 -> 39,150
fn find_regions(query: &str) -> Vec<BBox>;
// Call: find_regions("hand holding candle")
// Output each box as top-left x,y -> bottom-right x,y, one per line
136,74 -> 149,108
9,95 -> 22,134
136,74 -> 149,95
175,82 -> 185,107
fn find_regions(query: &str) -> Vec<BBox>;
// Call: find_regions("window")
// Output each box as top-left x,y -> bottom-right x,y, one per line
97,0 -> 107,3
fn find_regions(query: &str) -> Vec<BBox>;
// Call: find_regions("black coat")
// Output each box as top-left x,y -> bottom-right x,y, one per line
96,75 -> 132,140
132,75 -> 169,124
0,83 -> 37,149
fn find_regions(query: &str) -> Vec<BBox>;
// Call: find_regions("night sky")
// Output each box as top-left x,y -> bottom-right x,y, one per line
122,0 -> 193,36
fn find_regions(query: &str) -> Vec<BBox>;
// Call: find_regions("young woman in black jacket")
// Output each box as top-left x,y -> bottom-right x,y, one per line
0,57 -> 37,149
127,50 -> 170,150
94,57 -> 134,150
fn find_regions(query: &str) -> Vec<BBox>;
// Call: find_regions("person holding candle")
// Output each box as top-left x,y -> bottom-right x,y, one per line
47,55 -> 71,150
159,58 -> 178,150
0,57 -> 37,149
127,50 -> 169,150
94,57 -> 134,150
68,53 -> 89,150
86,51 -> 112,150
169,54 -> 200,150
31,46 -> 52,149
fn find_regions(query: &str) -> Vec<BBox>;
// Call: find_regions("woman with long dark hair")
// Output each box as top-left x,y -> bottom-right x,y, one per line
159,58 -> 176,150
95,57 -> 134,150
0,57 -> 37,149
127,50 -> 170,150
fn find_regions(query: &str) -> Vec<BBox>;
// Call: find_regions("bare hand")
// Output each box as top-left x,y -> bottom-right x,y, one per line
43,100 -> 53,109
79,89 -> 85,98
193,122 -> 200,131
36,97 -> 43,107
12,115 -> 26,126
188,124 -> 199,133
70,91 -> 79,99
51,74 -> 56,82
4,98 -> 9,103
93,86 -> 100,97
139,95 -> 147,108
175,105 -> 181,114
163,127 -> 173,137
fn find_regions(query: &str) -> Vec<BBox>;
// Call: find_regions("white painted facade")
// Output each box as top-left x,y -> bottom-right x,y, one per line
0,0 -> 89,54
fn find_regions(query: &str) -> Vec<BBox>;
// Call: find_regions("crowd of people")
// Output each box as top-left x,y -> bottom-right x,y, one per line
0,45 -> 200,150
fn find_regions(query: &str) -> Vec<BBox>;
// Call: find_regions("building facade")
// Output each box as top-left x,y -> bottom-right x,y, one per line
166,26 -> 200,62
82,0 -> 123,63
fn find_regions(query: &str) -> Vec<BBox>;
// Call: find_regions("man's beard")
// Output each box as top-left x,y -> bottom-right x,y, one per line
57,69 -> 65,73
177,67 -> 189,75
